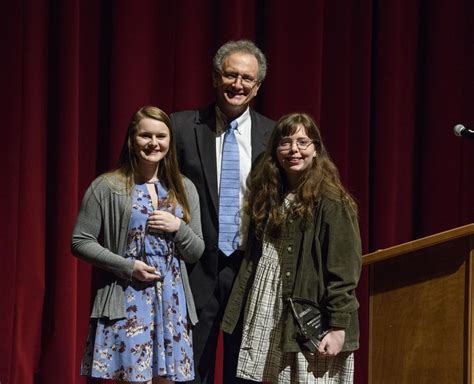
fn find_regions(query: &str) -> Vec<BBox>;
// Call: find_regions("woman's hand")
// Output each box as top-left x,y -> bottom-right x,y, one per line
147,210 -> 181,233
318,329 -> 345,356
132,260 -> 162,282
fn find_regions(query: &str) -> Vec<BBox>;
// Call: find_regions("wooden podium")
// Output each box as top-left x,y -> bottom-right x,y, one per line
363,224 -> 474,384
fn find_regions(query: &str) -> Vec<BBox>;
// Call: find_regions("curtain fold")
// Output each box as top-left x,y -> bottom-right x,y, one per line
1,1 -> 49,383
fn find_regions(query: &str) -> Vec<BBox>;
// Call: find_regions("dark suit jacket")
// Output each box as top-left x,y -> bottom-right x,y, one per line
171,105 -> 274,309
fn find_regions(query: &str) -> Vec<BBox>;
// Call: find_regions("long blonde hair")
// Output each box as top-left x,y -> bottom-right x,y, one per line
246,112 -> 357,238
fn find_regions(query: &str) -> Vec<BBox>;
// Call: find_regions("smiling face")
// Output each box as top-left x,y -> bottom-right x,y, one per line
213,52 -> 261,118
133,118 -> 170,168
276,124 -> 317,188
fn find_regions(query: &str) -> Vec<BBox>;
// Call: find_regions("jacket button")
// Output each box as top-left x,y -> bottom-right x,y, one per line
286,271 -> 291,277
287,246 -> 292,252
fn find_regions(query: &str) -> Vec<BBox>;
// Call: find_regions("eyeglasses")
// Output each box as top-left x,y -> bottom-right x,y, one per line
219,71 -> 259,87
278,138 -> 314,150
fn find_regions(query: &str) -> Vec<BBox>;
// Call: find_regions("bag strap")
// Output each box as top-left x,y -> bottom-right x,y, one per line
288,297 -> 305,329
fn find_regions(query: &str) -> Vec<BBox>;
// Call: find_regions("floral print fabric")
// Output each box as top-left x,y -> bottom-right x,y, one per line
81,181 -> 194,382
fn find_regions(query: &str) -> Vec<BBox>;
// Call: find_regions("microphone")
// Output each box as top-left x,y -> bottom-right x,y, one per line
453,124 -> 474,139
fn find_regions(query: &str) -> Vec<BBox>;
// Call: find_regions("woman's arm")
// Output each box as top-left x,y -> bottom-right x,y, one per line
169,178 -> 205,263
71,178 -> 135,280
322,199 -> 362,327
317,199 -> 362,355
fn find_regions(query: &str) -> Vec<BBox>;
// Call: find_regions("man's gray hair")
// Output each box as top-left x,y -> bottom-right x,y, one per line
213,39 -> 268,82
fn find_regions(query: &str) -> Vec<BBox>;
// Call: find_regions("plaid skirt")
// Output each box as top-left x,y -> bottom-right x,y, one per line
237,233 -> 354,384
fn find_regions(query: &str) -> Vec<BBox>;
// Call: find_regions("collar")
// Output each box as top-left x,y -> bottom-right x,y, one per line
215,105 -> 251,135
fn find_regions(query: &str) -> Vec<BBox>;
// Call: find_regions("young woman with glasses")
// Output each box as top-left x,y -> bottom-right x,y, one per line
222,112 -> 362,383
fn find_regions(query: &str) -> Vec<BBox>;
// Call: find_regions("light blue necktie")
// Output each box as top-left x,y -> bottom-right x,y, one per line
218,120 -> 240,256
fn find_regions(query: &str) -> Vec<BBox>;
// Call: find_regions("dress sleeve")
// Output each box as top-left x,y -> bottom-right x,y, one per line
70,178 -> 135,280
173,177 -> 205,263
320,199 -> 362,328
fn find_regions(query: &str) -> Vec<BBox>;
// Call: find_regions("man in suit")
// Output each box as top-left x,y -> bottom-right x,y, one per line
171,40 -> 274,383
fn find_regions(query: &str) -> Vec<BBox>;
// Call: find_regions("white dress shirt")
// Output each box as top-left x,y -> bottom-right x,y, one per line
215,106 -> 252,250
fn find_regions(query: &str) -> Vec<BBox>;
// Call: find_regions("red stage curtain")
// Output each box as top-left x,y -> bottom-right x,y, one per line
1,1 -> 473,383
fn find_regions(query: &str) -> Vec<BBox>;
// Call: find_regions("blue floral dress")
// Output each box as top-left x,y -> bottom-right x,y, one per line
81,181 -> 194,382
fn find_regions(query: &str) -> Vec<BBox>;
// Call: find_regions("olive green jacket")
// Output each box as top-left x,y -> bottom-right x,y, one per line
221,197 -> 362,352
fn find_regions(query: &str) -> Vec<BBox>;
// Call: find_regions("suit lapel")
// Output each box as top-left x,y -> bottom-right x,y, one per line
250,109 -> 270,162
195,108 -> 219,214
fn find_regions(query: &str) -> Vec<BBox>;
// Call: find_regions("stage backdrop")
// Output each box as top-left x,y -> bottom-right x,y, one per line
1,1 -> 473,383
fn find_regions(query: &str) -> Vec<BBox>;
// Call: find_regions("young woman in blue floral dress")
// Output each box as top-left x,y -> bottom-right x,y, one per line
72,106 -> 204,383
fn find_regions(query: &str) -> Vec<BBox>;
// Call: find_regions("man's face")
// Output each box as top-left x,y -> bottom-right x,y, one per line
214,52 -> 261,114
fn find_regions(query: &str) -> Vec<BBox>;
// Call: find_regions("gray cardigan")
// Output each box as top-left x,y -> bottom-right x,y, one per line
71,173 -> 204,325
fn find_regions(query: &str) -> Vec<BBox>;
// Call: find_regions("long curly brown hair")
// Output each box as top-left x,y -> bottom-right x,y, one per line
110,106 -> 191,222
246,112 -> 357,238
